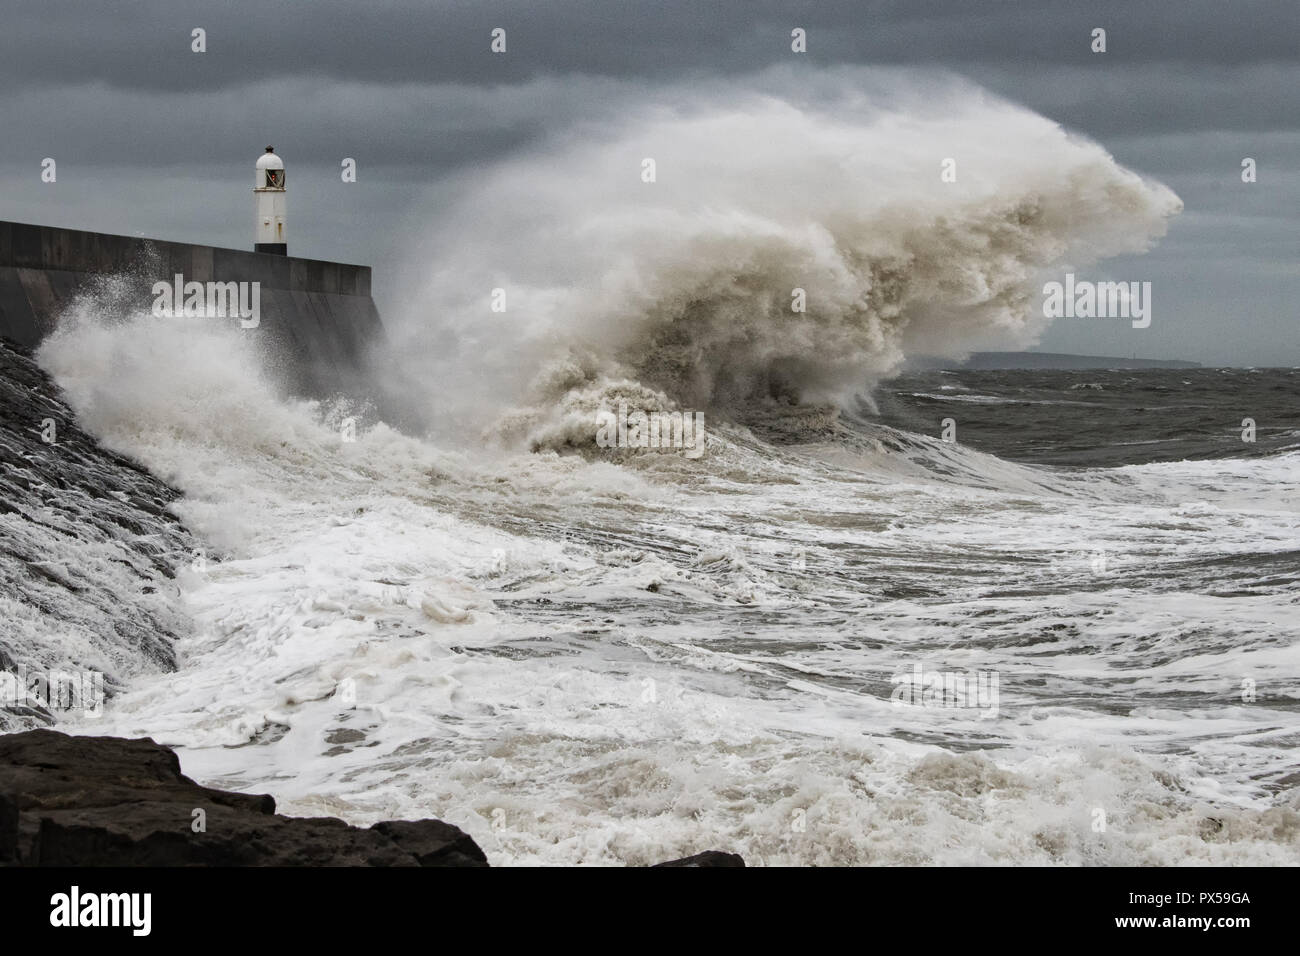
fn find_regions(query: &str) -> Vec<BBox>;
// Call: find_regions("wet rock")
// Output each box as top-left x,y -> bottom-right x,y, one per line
370,820 -> 489,867
0,730 -> 488,867
652,850 -> 745,867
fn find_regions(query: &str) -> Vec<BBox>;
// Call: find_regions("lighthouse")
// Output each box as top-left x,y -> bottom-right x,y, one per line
253,146 -> 287,255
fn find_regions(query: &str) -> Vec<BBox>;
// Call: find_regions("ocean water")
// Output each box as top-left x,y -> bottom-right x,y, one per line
29,312 -> 1300,866
13,75 -> 1300,865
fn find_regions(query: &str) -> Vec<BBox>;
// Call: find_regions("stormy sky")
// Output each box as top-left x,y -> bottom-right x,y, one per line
0,0 -> 1295,366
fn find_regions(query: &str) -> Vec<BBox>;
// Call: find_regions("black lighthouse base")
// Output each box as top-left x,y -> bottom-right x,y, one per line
254,243 -> 287,256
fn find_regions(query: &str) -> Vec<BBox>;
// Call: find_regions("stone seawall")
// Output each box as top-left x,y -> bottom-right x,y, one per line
0,220 -> 383,396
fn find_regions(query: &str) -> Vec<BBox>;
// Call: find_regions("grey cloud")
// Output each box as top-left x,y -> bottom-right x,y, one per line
0,1 -> 1294,365
2,1 -> 1296,94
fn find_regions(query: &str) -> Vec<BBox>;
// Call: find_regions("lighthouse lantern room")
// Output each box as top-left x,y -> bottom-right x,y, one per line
254,146 -> 287,256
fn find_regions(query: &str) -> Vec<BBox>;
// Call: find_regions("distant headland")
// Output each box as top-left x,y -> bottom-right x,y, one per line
909,351 -> 1202,371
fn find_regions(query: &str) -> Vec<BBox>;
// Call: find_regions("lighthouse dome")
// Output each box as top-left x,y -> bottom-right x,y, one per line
255,147 -> 285,191
256,147 -> 284,171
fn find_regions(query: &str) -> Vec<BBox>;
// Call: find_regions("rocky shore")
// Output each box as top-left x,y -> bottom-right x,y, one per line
0,338 -> 195,732
0,730 -> 488,866
0,731 -> 743,866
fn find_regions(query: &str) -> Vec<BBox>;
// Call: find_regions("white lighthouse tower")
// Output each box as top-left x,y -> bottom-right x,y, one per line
253,146 -> 287,256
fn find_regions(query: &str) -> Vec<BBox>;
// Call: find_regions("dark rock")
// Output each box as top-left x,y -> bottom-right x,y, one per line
652,850 -> 745,867
370,820 -> 489,867
0,730 -> 488,866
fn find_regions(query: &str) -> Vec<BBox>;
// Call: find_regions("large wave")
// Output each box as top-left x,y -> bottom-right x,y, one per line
25,73 -> 1300,865
380,69 -> 1181,451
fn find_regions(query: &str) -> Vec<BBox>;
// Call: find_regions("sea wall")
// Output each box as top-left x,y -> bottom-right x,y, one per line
0,220 -> 383,397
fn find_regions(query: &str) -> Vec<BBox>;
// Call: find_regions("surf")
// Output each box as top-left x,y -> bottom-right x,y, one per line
375,67 -> 1182,453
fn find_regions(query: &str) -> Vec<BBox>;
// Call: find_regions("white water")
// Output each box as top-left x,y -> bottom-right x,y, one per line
380,69 -> 1181,442
32,74 -> 1300,865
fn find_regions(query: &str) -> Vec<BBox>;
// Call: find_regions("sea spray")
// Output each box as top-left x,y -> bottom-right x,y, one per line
379,68 -> 1181,447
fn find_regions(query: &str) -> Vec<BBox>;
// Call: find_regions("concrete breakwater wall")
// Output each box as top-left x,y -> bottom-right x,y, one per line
0,220 -> 384,396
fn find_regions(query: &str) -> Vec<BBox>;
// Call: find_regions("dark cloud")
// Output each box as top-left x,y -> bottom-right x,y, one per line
0,0 -> 1295,364
3,1 -> 1296,92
